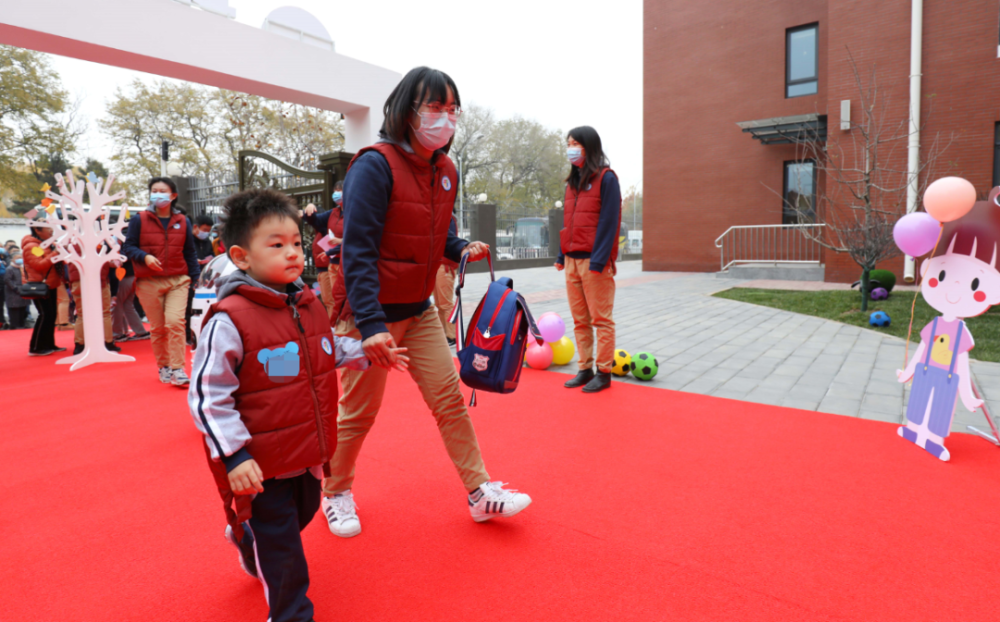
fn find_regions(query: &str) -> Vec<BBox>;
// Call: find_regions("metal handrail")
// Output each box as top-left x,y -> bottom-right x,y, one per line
715,223 -> 825,272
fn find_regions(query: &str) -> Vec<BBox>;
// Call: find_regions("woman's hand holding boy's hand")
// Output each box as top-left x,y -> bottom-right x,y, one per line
389,348 -> 409,372
229,459 -> 264,495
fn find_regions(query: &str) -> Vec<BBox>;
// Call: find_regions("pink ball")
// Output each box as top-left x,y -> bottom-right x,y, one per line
537,313 -> 566,343
923,177 -> 977,223
525,341 -> 553,370
893,212 -> 941,257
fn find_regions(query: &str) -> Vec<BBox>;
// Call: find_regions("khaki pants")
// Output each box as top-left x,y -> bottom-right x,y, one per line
323,306 -> 490,495
433,264 -> 456,341
71,281 -> 113,345
135,274 -> 190,369
317,270 -> 335,319
57,285 -> 71,327
565,257 -> 616,373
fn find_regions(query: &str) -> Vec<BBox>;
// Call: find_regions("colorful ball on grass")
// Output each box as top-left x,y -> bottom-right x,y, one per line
550,336 -> 575,366
525,341 -> 553,369
611,349 -> 632,376
537,313 -> 566,344
630,352 -> 659,381
870,287 -> 888,301
869,311 -> 891,327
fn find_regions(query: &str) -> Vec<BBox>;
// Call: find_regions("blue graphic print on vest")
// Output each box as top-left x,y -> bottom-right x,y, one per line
257,341 -> 300,383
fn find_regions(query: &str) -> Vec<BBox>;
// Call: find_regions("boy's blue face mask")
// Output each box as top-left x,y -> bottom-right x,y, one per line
149,193 -> 173,209
332,191 -> 343,205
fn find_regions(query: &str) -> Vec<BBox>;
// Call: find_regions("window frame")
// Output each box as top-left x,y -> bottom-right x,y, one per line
786,23 -> 819,99
782,160 -> 817,225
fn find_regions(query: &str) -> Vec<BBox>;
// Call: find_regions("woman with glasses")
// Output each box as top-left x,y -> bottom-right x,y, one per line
556,126 -> 622,394
322,66 -> 532,538
121,177 -> 200,386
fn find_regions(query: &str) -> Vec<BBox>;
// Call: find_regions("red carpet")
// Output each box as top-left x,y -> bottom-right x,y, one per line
3,327 -> 1000,621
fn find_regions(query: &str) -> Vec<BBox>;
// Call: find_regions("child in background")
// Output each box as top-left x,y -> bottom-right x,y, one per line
188,187 -> 406,622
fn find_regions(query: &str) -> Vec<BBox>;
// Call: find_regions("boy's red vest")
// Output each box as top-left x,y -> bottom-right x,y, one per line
560,167 -> 621,263
133,210 -> 190,278
332,143 -> 458,323
201,284 -> 339,535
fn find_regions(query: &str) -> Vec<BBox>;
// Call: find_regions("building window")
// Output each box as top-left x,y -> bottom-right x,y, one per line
786,24 -> 818,98
994,123 -> 1000,187
783,161 -> 816,224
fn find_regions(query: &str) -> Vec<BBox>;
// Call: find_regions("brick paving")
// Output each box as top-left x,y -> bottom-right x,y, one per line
456,261 -> 1000,436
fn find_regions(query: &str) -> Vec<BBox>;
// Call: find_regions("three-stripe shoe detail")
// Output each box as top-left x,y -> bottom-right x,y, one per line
469,481 -> 531,523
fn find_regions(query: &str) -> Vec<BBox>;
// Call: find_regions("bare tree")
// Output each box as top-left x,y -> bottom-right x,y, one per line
784,52 -> 949,311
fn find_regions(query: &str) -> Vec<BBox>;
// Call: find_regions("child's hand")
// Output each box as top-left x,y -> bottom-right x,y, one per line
389,347 -> 409,372
962,395 -> 984,413
228,459 -> 264,495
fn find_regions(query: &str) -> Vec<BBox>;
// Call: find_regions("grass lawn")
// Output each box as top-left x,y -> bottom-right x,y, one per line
713,287 -> 1000,363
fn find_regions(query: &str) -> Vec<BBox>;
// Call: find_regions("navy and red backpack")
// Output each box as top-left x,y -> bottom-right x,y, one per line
450,254 -> 543,405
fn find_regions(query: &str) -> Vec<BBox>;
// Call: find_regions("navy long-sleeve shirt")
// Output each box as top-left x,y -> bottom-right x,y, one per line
121,212 -> 200,279
342,148 -> 468,340
557,171 -> 622,273
303,208 -> 342,264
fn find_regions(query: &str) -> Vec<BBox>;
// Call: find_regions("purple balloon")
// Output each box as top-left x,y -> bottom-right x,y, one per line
893,212 -> 941,257
537,313 -> 566,343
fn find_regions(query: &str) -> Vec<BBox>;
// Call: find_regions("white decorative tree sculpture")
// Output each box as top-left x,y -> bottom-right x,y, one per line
28,171 -> 135,370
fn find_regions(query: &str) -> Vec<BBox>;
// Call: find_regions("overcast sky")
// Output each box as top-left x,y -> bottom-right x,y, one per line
47,0 -> 643,193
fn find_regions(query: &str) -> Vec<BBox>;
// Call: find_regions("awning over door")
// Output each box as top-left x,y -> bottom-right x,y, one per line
736,113 -> 827,145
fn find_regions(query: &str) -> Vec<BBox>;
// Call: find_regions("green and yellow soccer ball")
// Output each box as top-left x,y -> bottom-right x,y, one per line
611,349 -> 632,376
630,352 -> 659,381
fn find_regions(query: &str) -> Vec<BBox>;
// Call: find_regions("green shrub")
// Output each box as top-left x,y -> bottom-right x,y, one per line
869,269 -> 897,292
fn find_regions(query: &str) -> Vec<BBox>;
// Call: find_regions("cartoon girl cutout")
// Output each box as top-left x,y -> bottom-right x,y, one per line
897,226 -> 1000,461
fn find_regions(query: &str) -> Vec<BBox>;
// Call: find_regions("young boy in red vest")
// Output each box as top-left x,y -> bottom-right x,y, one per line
187,188 -> 407,622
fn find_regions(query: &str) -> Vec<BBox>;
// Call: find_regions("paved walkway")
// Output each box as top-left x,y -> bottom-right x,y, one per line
457,261 -> 1000,435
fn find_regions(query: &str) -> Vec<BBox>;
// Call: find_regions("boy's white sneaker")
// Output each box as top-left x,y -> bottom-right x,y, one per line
322,490 -> 361,538
469,481 -> 532,523
158,367 -> 172,384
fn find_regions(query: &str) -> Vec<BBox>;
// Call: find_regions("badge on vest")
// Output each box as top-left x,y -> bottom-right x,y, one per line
321,336 -> 333,356
442,176 -> 452,191
257,341 -> 300,383
586,183 -> 592,191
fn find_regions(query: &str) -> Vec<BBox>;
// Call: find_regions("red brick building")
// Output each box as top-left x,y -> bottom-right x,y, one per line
644,0 -> 1000,282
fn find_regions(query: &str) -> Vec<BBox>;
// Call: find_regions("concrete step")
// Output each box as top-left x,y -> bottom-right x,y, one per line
717,263 -> 825,281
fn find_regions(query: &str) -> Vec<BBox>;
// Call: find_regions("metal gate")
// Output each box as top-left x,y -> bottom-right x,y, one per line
237,150 -> 352,280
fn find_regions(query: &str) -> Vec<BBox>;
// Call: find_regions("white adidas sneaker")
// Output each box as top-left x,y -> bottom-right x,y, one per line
469,481 -> 532,523
322,490 -> 361,538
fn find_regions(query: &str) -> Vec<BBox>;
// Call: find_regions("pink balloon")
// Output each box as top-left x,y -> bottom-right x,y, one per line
537,313 -> 566,343
893,212 -> 941,257
923,177 -> 977,223
525,341 -> 553,370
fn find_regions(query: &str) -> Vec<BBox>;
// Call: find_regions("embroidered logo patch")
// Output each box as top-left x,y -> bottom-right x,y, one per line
473,353 -> 489,372
257,341 -> 300,383
321,336 -> 333,356
442,176 -> 452,191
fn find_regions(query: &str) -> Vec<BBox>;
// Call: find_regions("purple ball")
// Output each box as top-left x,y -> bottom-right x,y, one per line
537,313 -> 566,343
870,287 -> 888,301
893,212 -> 941,257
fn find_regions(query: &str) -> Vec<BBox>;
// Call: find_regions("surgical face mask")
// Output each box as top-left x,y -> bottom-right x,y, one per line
332,191 -> 343,205
412,111 -> 457,151
195,230 -> 210,240
149,193 -> 173,209
14,258 -> 23,266
567,147 -> 585,167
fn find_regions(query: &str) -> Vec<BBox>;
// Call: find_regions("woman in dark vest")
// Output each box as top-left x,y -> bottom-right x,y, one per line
121,177 -> 199,386
320,67 -> 532,538
555,126 -> 622,393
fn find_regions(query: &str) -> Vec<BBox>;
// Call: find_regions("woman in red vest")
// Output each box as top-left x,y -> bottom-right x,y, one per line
556,126 -> 622,394
321,67 -> 532,538
121,177 -> 200,386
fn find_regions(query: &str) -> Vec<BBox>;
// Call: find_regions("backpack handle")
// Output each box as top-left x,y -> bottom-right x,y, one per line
457,249 -> 494,289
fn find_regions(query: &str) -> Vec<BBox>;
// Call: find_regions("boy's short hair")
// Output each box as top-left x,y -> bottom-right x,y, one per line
194,214 -> 215,228
221,188 -> 301,251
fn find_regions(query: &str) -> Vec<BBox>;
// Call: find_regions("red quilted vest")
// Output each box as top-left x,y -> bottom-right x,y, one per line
332,143 -> 458,322
313,239 -> 330,270
560,168 -> 621,263
133,210 -> 190,278
200,283 -> 339,535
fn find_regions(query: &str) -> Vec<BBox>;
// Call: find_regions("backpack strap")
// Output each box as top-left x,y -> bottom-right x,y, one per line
449,253 -> 496,355
923,317 -> 938,371
948,321 -> 964,380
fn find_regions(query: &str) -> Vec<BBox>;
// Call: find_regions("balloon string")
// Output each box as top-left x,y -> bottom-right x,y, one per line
904,224 -> 944,366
